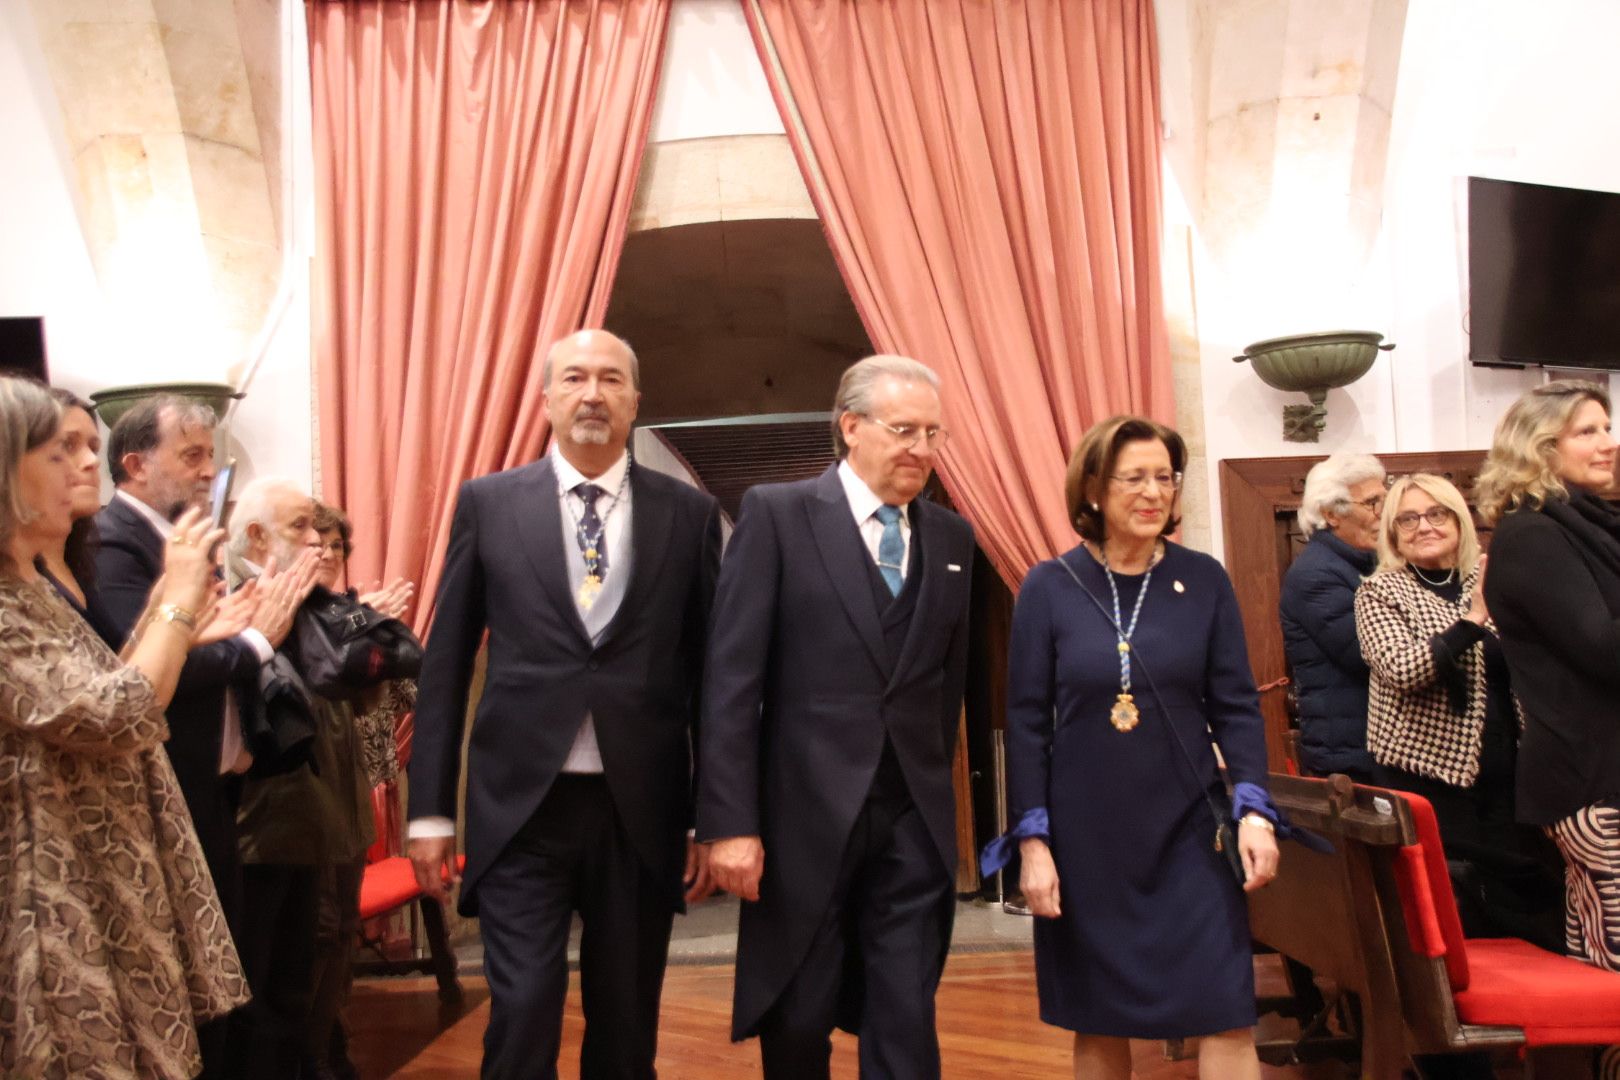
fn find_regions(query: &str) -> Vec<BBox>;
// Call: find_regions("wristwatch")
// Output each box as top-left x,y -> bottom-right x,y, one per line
1239,812 -> 1275,832
154,604 -> 197,630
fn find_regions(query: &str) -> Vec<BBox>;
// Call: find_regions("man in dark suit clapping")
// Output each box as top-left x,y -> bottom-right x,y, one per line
699,355 -> 975,1080
408,330 -> 722,1079
95,395 -> 318,1079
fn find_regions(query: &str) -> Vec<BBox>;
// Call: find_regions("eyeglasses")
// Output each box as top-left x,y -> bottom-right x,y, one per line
1392,506 -> 1455,534
859,415 -> 950,451
1109,471 -> 1183,494
1353,495 -> 1386,514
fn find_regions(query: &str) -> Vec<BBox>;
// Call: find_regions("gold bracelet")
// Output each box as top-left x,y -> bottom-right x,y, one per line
1239,813 -> 1275,832
154,604 -> 197,631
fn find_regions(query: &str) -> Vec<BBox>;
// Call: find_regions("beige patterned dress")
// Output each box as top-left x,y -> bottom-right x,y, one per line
0,577 -> 251,1079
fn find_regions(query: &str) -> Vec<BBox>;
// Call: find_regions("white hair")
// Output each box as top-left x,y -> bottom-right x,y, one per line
228,476 -> 309,558
1298,452 -> 1386,538
831,354 -> 941,457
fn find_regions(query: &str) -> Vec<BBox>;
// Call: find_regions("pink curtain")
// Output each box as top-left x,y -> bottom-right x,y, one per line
744,0 -> 1173,587
308,0 -> 671,766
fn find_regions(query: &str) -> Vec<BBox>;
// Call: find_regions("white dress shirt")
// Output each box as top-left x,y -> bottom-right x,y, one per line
115,490 -> 270,774
837,459 -> 912,578
407,448 -> 634,842
551,447 -> 632,773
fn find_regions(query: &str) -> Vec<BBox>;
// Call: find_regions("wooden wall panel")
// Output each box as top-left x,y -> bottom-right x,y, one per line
1219,451 -> 1490,771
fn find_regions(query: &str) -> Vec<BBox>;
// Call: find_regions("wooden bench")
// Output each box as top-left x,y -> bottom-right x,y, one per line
1249,773 -> 1620,1077
355,853 -> 467,1004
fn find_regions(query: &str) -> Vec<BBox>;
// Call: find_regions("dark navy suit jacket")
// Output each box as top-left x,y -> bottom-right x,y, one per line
94,494 -> 261,883
408,459 -> 721,915
696,464 -> 974,1038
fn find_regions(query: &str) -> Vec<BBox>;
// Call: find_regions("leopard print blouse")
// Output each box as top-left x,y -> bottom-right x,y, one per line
0,577 -> 251,1079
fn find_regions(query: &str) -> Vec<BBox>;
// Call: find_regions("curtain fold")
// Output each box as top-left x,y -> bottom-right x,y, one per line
744,0 -> 1173,587
307,0 -> 671,766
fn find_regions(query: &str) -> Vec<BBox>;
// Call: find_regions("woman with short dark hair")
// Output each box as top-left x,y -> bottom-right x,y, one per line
988,415 -> 1279,1080
294,499 -> 416,1079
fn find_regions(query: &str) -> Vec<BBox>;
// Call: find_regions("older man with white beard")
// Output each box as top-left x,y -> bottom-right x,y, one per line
225,477 -> 358,1080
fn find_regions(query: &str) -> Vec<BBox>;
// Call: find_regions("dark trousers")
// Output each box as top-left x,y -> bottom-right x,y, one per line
307,855 -> 366,1072
477,775 -> 675,1080
758,789 -> 952,1080
194,778 -> 244,1080
229,863 -> 321,1080
1374,764 -> 1564,951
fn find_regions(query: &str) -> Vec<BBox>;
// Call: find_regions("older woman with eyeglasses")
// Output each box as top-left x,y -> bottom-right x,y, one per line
1280,453 -> 1386,780
1354,473 -> 1561,947
989,415 -> 1279,1080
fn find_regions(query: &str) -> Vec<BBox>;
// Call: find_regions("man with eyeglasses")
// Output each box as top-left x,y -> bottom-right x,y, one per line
699,354 -> 975,1079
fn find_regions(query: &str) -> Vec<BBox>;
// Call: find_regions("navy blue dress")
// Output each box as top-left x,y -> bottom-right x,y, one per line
1005,542 -> 1271,1037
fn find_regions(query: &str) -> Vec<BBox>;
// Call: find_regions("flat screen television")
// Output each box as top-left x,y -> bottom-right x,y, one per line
1468,176 -> 1620,370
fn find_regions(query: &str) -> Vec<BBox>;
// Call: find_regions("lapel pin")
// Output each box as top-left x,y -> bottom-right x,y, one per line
1173,580 -> 1185,593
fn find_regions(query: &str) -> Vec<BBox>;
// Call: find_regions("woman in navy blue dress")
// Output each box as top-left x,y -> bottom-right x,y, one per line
992,416 -> 1279,1079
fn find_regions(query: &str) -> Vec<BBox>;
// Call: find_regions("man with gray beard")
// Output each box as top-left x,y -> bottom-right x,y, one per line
409,330 -> 722,1079
224,477 -> 334,1080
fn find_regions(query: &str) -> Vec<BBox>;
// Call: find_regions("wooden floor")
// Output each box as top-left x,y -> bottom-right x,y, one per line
348,951 -> 1352,1078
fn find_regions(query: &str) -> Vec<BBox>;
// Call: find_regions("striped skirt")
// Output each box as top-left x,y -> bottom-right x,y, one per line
1546,800 -> 1620,1079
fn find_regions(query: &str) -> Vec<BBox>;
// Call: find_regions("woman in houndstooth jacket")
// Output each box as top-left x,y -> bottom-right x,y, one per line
1355,473 -> 1561,947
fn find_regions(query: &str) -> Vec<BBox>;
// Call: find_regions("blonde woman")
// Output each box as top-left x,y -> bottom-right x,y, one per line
1479,380 -> 1620,979
1354,473 -> 1559,945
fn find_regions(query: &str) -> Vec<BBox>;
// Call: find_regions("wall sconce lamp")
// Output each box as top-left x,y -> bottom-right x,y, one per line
1233,330 -> 1394,442
89,382 -> 243,430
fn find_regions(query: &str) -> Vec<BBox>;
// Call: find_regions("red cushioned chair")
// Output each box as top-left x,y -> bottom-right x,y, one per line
1390,788 -> 1620,1049
354,789 -> 467,1005
1248,773 -> 1620,1079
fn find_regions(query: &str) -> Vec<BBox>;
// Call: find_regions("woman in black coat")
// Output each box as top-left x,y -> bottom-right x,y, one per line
1480,379 -> 1620,975
1280,452 -> 1385,779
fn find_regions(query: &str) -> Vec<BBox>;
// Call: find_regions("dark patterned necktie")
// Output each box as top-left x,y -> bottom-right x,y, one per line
574,482 -> 608,582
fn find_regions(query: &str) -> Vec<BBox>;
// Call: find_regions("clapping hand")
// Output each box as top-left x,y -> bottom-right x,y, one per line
193,579 -> 256,647
359,577 -> 415,621
250,548 -> 323,648
1465,554 -> 1491,625
159,508 -> 228,615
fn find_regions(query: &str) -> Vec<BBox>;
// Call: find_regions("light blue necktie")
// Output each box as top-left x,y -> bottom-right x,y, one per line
874,505 -> 905,596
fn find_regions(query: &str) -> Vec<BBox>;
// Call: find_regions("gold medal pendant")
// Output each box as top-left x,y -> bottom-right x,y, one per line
577,573 -> 603,610
1110,693 -> 1140,733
